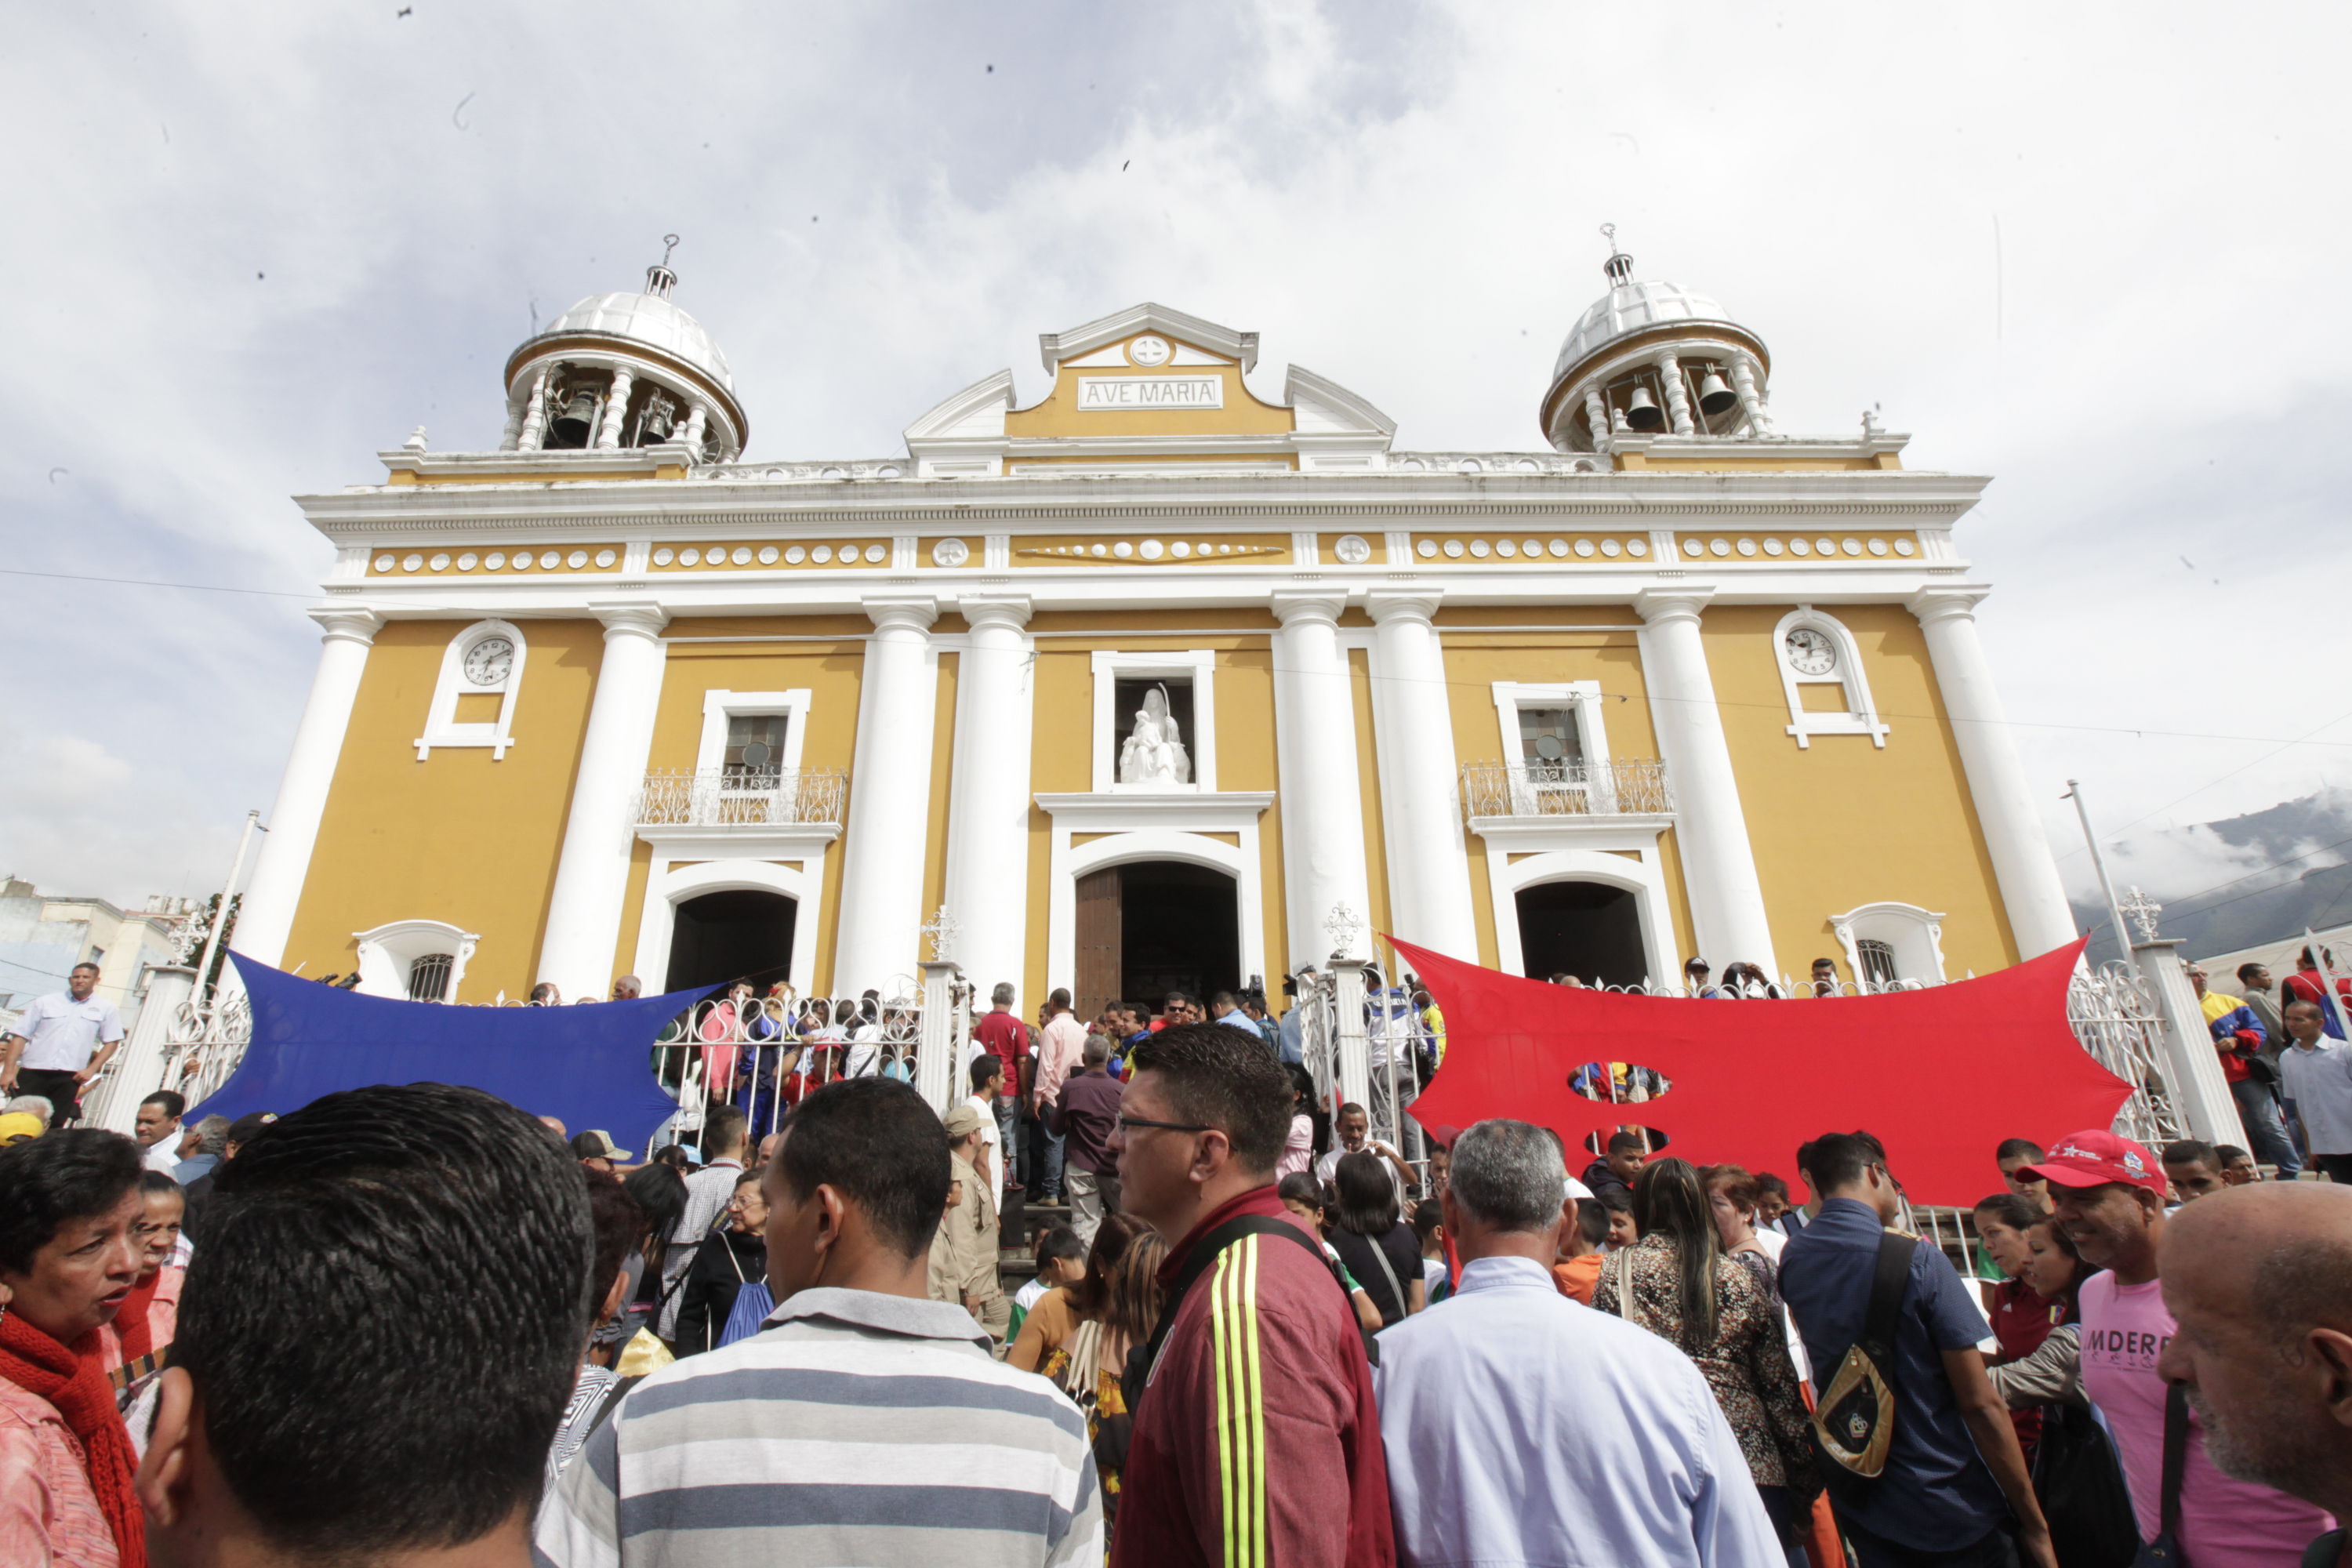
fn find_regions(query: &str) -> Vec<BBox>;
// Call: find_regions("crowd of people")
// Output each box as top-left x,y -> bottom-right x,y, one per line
5,967 -> 2352,1566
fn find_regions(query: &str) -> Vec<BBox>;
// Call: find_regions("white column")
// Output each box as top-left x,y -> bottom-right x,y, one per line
1634,588 -> 1778,975
595,366 -> 634,448
1271,592 -> 1373,970
535,604 -> 670,997
85,966 -> 195,1134
234,608 -> 383,968
2133,939 -> 2245,1145
1910,587 -> 2077,959
1365,591 -> 1478,960
1730,355 -> 1773,436
1658,352 -> 1696,435
833,598 -> 942,995
679,399 -> 708,454
942,596 -> 1034,1001
916,960 -> 963,1116
516,367 -> 553,451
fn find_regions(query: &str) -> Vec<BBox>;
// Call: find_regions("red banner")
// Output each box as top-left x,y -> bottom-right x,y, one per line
1392,934 -> 2129,1206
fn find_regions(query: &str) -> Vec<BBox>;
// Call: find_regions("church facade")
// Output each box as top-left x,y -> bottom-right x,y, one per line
230,245 -> 2077,1014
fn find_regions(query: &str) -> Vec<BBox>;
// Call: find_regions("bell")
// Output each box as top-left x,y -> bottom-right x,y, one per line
1697,369 -> 1737,416
638,389 -> 677,444
548,387 -> 597,448
1624,386 -> 1666,432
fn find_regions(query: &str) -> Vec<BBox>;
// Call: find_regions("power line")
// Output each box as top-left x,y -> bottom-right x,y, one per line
2052,701 -> 2352,865
0,567 -> 315,599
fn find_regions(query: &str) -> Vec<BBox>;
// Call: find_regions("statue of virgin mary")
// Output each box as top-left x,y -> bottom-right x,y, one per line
1118,684 -> 1192,785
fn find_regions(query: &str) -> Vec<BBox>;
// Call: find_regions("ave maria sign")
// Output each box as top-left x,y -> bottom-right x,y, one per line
1076,375 -> 1225,411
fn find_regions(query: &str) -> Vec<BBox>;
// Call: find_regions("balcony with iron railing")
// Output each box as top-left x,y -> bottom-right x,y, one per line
1458,758 -> 1674,822
633,768 -> 848,828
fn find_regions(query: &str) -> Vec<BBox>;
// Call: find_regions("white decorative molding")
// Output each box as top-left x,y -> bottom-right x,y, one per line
695,689 -> 812,775
351,918 -> 480,1001
1091,648 -> 1218,792
1773,605 -> 1889,749
1033,791 -> 1276,1004
630,851 -> 830,996
1828,900 -> 1949,988
1488,680 -> 1617,786
1475,837 -> 1678,987
1039,302 -> 1259,373
414,619 -> 526,760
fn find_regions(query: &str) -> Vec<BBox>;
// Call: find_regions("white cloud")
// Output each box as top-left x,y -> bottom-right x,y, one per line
5,1 -> 2350,916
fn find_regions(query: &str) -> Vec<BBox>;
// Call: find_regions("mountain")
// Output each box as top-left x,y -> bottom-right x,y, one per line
2067,787 -> 2352,965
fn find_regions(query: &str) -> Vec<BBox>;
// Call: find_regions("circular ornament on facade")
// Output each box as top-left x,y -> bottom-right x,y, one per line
1598,538 -> 1620,557
1442,539 -> 1465,558
931,538 -> 969,566
730,547 -> 752,566
402,554 -> 424,572
463,636 -> 514,687
512,553 -> 532,571
373,555 -> 395,572
564,550 -> 587,569
1139,539 -> 1165,561
1627,539 -> 1648,557
487,552 -> 508,570
1469,539 -> 1492,557
1867,538 -> 1889,557
1815,538 -> 1838,557
1196,542 -> 1214,557
1789,538 -> 1812,557
1522,539 -> 1543,557
686,548 -> 706,566
1840,538 -> 1864,557
1416,539 -> 1439,558
866,544 -> 887,564
812,545 -> 833,564
1574,539 -> 1596,558
1784,627 -> 1838,677
428,553 -> 451,572
1333,534 -> 1372,564
594,549 -> 617,568
457,553 -> 478,572
652,549 -> 673,566
1127,335 -> 1172,367
1736,538 -> 1758,557
785,546 -> 808,564
541,551 -> 562,569
1762,538 -> 1784,557
1683,539 -> 1705,557
1112,541 -> 1134,559
1091,543 -> 1108,557
1708,539 -> 1731,557
1171,541 -> 1192,558
1894,538 -> 1917,557
758,546 -> 779,565
1215,543 -> 1231,554
1496,539 -> 1518,558
1550,539 -> 1571,558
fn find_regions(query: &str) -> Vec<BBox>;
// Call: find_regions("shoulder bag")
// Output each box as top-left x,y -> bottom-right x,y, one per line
2133,1382 -> 2191,1566
2032,1395 -> 2137,1568
1809,1230 -> 1917,1509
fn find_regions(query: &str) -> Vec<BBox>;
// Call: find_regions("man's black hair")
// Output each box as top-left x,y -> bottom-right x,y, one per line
701,1102 -> 748,1156
1033,1224 -> 1087,1269
1573,1196 -> 1610,1247
1125,1022 -> 1290,1171
2162,1138 -> 2220,1170
1211,990 -> 1240,1010
173,1083 -> 592,1559
141,1089 -> 187,1119
1994,1137 -> 2045,1163
970,1055 -> 1004,1091
1409,1199 -> 1443,1244
776,1077 -> 951,1259
1604,1128 -> 1647,1157
0,1128 -> 142,1273
583,1167 -> 645,1312
1755,1171 -> 1791,1200
2236,962 -> 2267,985
1276,1171 -> 1323,1210
2216,1143 -> 2251,1164
1806,1131 -> 1889,1192
1598,1188 -> 1632,1216
140,1169 -> 181,1197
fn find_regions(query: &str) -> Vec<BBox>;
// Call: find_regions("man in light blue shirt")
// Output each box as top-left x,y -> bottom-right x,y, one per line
1372,1118 -> 1781,1567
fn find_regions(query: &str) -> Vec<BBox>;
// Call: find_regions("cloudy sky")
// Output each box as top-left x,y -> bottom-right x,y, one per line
7,2 -> 2349,943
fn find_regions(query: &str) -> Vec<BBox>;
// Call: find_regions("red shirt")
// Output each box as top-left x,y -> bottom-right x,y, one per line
972,1009 -> 1028,1075
1111,1187 -> 1394,1568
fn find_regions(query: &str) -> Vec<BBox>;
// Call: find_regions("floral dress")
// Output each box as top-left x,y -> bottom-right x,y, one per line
1594,1234 -> 1820,1497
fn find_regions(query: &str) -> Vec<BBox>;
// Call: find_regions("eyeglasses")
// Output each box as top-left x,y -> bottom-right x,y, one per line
1114,1114 -> 1214,1137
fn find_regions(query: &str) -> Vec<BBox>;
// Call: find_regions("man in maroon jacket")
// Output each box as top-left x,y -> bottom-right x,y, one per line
1108,1022 -> 1393,1568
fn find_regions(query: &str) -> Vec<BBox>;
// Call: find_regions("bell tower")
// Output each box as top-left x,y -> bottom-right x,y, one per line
1540,227 -> 1776,456
499,236 -> 750,463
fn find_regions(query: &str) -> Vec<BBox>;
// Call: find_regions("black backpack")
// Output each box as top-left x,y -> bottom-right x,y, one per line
1809,1230 -> 1916,1508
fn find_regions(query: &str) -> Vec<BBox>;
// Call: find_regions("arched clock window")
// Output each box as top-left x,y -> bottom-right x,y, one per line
1773,608 -> 1887,750
416,619 -> 528,760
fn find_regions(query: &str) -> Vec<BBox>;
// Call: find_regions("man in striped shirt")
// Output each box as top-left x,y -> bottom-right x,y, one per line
535,1077 -> 1101,1567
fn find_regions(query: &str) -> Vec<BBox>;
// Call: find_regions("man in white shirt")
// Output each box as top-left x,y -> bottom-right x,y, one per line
659,1105 -> 749,1342
1,961 -> 125,1125
2278,998 -> 2352,1185
136,1091 -> 187,1174
1374,1117 -> 1782,1566
1029,989 -> 1087,1203
1315,1101 -> 1416,1203
966,1055 -> 1007,1210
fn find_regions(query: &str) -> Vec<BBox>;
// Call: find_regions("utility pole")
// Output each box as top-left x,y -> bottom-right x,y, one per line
194,811 -> 263,1006
2061,780 -> 2133,974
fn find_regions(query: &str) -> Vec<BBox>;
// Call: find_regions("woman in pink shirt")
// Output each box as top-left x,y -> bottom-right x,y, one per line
0,1129 -> 151,1567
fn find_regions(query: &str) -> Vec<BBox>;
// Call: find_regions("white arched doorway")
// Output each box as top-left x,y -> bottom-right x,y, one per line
1485,847 -> 1678,988
632,857 -> 822,998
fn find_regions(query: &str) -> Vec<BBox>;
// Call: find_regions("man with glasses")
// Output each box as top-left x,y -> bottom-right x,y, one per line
1106,1023 -> 1392,1567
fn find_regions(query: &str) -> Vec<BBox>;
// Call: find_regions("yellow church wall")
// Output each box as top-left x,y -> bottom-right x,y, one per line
1217,646 -> 1291,984
281,619 -> 607,1002
922,652 -> 961,964
1700,604 -> 2019,978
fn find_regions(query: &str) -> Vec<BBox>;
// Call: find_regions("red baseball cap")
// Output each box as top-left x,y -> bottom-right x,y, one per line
2019,1130 -> 2167,1195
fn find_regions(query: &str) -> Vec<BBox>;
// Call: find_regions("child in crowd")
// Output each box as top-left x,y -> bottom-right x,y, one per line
1009,1225 -> 1088,1339
1552,1196 -> 1608,1305
1410,1200 -> 1448,1304
1276,1173 -> 1386,1335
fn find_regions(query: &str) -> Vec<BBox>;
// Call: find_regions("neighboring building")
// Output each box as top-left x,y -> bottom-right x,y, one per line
227,238 -> 2075,1013
0,879 -> 194,1036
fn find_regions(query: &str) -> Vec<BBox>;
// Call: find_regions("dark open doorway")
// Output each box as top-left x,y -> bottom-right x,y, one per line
1073,860 -> 1240,1017
664,890 -> 796,993
1515,880 -> 1647,989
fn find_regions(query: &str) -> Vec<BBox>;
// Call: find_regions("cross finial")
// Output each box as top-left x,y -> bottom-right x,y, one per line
2118,885 -> 2163,944
920,903 -> 960,964
644,234 -> 681,299
1600,223 -> 1635,286
1323,901 -> 1363,959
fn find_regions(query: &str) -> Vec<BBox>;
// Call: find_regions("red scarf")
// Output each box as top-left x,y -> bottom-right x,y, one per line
114,1270 -> 164,1365
0,1307 -> 148,1567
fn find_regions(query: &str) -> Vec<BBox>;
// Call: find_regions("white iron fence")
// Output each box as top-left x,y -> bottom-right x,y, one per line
633,768 -> 848,828
1459,758 -> 1674,819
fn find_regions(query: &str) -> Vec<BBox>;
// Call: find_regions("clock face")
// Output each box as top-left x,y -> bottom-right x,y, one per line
1784,627 -> 1837,677
463,637 -> 514,687
1127,335 -> 1172,367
